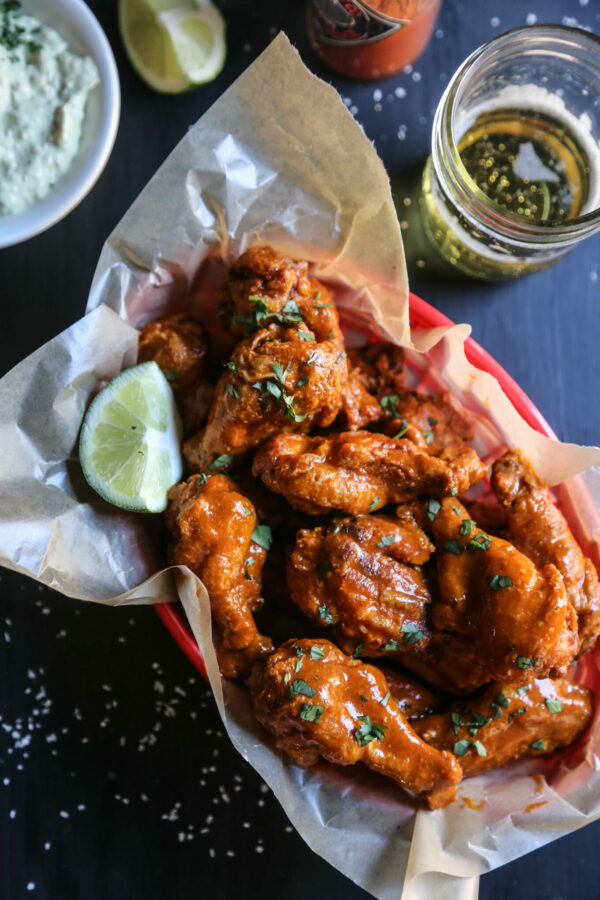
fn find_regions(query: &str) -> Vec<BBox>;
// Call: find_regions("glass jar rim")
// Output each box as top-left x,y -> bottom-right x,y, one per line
361,0 -> 439,26
433,23 -> 600,244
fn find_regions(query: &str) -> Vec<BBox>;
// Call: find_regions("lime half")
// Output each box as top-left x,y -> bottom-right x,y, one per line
119,0 -> 226,94
79,362 -> 183,513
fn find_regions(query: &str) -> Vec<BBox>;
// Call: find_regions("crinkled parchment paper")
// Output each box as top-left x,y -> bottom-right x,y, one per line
1,33 -> 600,900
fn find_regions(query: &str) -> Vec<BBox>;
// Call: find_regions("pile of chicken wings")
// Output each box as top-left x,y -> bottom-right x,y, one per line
139,246 -> 599,809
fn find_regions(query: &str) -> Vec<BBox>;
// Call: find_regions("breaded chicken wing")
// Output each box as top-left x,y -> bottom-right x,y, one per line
415,677 -> 592,776
183,323 -> 347,471
249,639 -> 462,808
221,246 -> 344,347
253,431 -> 487,516
492,450 -> 600,655
287,514 -> 434,657
165,474 -> 272,678
424,497 -> 578,682
138,313 -> 213,435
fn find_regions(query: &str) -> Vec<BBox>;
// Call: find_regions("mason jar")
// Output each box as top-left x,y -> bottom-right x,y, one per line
420,25 -> 600,281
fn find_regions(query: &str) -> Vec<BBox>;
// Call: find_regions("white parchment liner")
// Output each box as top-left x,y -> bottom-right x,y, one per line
1,34 -> 600,900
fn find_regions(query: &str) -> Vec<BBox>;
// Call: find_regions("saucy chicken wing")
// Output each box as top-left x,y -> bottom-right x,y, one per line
341,364 -> 382,429
249,638 -> 462,808
380,389 -> 473,456
377,668 -> 447,719
253,431 -> 487,516
287,514 -> 434,657
138,313 -> 212,435
415,677 -> 592,776
492,450 -> 600,655
424,496 -> 579,682
184,323 -> 347,471
347,343 -> 406,396
165,474 -> 272,678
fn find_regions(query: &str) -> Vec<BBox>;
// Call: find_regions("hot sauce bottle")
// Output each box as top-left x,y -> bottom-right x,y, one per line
307,0 -> 442,80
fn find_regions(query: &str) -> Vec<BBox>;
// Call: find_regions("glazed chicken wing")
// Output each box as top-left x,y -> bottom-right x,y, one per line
221,245 -> 344,347
165,474 -> 272,678
183,323 -> 347,471
492,450 -> 600,655
249,639 -> 462,808
138,313 -> 213,435
415,677 -> 592,776
253,431 -> 487,516
287,514 -> 434,657
424,496 -> 578,682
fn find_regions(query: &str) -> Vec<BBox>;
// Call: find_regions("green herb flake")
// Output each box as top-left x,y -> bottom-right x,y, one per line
360,695 -> 368,703
444,539 -> 464,556
314,290 -> 322,302
377,535 -> 395,548
242,506 -> 252,516
298,331 -> 315,343
427,498 -> 441,521
493,690 -> 510,709
283,673 -> 290,684
296,376 -> 309,388
335,352 -> 347,365
224,361 -> 238,372
489,574 -> 514,591
531,739 -> 546,751
354,715 -> 387,747
517,685 -> 531,695
460,519 -> 475,536
208,454 -> 234,470
449,487 -> 458,496
380,394 -> 401,418
423,430 -> 435,445
288,679 -> 317,700
545,698 -> 563,714
517,656 -> 535,670
251,524 -> 272,550
310,646 -> 325,661
428,416 -> 439,427
282,300 -> 301,318
379,690 -> 391,708
380,640 -> 402,653
327,329 -> 334,340
468,532 -> 491,552
299,703 -> 324,724
317,560 -> 334,574
317,604 -> 334,625
352,642 -> 364,659
225,383 -> 240,399
196,473 -> 209,486
453,739 -> 471,756
392,419 -> 409,439
473,740 -> 487,757
368,497 -> 380,512
165,369 -> 179,382
401,624 -> 424,645
306,351 -> 319,365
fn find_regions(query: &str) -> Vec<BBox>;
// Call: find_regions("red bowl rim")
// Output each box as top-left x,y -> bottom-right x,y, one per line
155,290 -> 557,677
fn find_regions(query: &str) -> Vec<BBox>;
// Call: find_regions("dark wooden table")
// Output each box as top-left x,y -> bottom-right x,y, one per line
2,1 -> 600,898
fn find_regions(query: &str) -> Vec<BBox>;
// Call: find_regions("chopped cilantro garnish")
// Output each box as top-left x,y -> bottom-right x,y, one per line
368,497 -> 380,511
165,370 -> 179,382
380,640 -> 402,653
449,487 -> 458,496
326,329 -> 334,340
299,703 -> 324,723
377,535 -> 395,548
251,525 -> 272,550
493,690 -> 510,709
225,383 -> 240,399
517,685 -> 531,695
531,739 -> 546,751
444,539 -> 464,555
473,740 -> 487,757
423,430 -> 434,445
379,690 -> 391,708
380,394 -> 401,418
428,416 -> 439,426
392,419 -> 408,439
352,642 -> 364,658
401,624 -> 423,645
283,673 -> 290,684
427,498 -> 441,521
489,574 -> 514,590
196,473 -> 209,486
297,331 -> 315,342
354,715 -> 387,747
310,646 -> 325,661
517,656 -> 535,670
453,739 -> 471,756
460,519 -> 475,536
335,353 -> 347,365
242,506 -> 252,516
243,567 -> 251,581
288,679 -> 317,700
282,300 -> 301,318
314,290 -> 322,302
296,376 -> 309,388
317,604 -> 334,625
306,351 -> 319,365
224,360 -> 238,372
317,560 -> 334,574
545,698 -> 562,714
209,454 -> 234,470
468,532 -> 491,551
249,295 -> 269,314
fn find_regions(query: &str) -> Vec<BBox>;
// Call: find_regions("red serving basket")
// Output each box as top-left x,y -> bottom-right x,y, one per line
154,291 -> 557,680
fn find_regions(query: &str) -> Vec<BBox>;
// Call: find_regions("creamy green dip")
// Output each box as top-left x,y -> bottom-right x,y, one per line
0,2 -> 99,216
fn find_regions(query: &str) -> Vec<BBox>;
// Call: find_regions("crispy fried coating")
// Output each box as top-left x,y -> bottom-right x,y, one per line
165,474 -> 272,678
492,450 -> 600,655
253,431 -> 487,516
137,313 -> 212,434
425,496 -> 579,683
415,677 -> 592,776
380,390 -> 473,456
287,514 -> 434,657
341,364 -> 382,430
183,323 -> 347,471
222,246 -> 344,347
347,343 -> 406,396
249,639 -> 462,808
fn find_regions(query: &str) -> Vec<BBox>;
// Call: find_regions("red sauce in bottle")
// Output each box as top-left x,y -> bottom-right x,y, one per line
307,0 -> 442,80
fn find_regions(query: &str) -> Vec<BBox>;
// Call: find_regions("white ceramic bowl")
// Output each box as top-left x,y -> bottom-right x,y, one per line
0,0 -> 121,249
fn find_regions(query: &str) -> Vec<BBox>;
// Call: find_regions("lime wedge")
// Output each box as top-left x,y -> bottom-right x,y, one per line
79,362 -> 183,513
118,0 -> 226,93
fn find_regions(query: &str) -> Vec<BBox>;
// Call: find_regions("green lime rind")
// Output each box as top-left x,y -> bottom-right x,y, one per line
79,361 -> 183,513
118,0 -> 226,95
